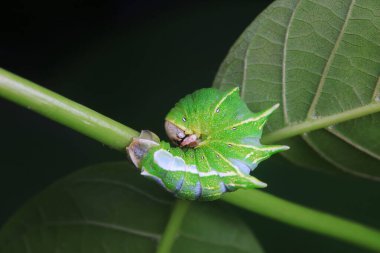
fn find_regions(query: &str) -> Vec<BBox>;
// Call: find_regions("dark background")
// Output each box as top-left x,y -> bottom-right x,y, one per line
1,1 -> 379,252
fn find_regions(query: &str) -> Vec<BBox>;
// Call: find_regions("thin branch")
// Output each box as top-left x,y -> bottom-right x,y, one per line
222,190 -> 380,252
0,68 -> 139,151
262,102 -> 380,144
156,200 -> 190,253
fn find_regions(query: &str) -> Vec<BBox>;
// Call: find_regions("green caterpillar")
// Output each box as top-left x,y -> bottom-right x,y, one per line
128,87 -> 288,201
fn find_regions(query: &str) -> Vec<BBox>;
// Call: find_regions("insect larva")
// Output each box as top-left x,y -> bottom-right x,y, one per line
128,87 -> 288,201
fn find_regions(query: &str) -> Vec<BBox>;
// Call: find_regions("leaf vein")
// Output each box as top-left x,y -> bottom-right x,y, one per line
372,76 -> 380,102
47,220 -> 161,240
301,133 -> 380,181
306,0 -> 356,119
282,0 -> 301,124
73,178 -> 172,205
327,127 -> 380,161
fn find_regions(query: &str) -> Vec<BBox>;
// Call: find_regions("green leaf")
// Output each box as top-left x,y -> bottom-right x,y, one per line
0,162 -> 263,253
173,203 -> 263,253
213,0 -> 380,180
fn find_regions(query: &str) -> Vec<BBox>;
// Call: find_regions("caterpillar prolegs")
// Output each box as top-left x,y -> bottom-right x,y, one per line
127,87 -> 288,201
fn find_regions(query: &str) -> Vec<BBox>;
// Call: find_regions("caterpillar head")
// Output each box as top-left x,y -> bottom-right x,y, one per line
165,121 -> 200,148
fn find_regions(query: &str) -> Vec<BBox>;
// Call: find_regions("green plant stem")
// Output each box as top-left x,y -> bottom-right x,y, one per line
156,200 -> 190,253
262,102 -> 380,144
222,190 -> 380,252
0,68 -> 139,151
1,68 -> 380,251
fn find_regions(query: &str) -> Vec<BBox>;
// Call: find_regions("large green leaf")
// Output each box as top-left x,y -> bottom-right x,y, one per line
0,162 -> 263,253
214,0 -> 380,180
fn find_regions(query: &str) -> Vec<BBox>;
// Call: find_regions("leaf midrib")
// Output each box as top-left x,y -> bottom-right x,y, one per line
47,220 -> 161,240
282,0 -> 301,124
262,102 -> 380,143
305,0 -> 356,119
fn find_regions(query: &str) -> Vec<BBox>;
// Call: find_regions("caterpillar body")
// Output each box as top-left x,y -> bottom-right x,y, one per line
128,87 -> 288,201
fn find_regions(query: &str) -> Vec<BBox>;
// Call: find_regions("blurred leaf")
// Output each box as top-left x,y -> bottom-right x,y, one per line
0,162 -> 263,253
214,0 -> 380,180
173,203 -> 263,253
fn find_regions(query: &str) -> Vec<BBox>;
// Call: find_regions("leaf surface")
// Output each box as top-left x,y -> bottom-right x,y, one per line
0,162 -> 263,253
214,0 -> 380,179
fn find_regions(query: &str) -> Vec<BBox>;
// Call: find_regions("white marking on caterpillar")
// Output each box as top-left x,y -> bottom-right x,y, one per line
208,148 -> 244,176
187,165 -> 198,174
223,103 -> 279,130
154,150 -> 174,170
202,153 -> 237,178
172,154 -> 187,171
230,142 -> 287,152
199,170 -> 218,177
248,176 -> 267,188
208,149 -> 267,187
213,87 -> 239,116
225,117 -> 261,130
217,171 -> 237,177
244,151 -> 271,164
244,145 -> 289,160
154,149 -> 237,177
